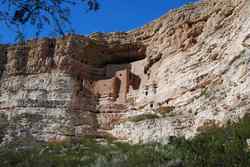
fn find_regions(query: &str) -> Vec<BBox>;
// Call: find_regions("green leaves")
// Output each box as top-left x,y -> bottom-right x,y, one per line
1,117 -> 250,166
0,0 -> 99,40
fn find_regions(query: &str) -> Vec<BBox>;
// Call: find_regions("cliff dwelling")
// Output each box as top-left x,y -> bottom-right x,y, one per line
0,34 -> 147,143
1,0 -> 250,147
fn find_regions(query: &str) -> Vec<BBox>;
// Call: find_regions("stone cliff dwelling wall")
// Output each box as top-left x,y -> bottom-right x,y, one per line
1,0 -> 249,145
143,82 -> 157,97
0,34 -> 146,144
92,62 -> 142,104
105,64 -> 130,103
93,66 -> 129,103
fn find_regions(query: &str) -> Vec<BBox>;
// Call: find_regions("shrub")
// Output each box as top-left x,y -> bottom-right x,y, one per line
184,3 -> 194,8
171,116 -> 250,167
1,117 -> 250,166
201,88 -> 210,98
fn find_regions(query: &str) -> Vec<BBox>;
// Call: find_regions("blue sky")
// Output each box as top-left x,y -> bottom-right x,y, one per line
0,0 -> 197,43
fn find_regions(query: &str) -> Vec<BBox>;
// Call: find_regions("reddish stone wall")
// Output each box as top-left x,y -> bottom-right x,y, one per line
93,78 -> 116,98
115,69 -> 129,102
0,34 -> 146,143
92,64 -> 130,103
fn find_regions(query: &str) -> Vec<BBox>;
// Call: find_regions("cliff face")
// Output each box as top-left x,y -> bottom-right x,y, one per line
0,0 -> 250,144
0,35 -> 146,144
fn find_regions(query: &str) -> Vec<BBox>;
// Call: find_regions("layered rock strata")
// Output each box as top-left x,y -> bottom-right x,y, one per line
0,0 -> 250,144
0,36 -> 146,144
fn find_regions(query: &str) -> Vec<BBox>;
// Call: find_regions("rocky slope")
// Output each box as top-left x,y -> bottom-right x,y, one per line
0,0 -> 250,144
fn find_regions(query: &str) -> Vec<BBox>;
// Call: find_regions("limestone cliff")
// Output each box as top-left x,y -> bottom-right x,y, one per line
0,0 -> 250,144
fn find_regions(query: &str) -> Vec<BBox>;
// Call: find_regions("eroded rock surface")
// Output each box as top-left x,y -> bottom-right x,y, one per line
0,0 -> 250,144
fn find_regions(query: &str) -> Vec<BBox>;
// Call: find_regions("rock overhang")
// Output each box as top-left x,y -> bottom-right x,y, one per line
1,0 -> 250,144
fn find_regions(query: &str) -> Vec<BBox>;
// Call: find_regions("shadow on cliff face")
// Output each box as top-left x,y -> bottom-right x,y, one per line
0,45 -> 8,78
69,78 -> 101,139
15,46 -> 29,74
63,35 -> 146,139
0,114 -> 8,143
0,35 -> 146,144
59,34 -> 147,133
0,46 -> 9,144
68,62 -> 143,139
129,72 -> 141,90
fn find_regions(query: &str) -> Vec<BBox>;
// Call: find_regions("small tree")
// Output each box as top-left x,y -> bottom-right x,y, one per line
0,0 -> 99,41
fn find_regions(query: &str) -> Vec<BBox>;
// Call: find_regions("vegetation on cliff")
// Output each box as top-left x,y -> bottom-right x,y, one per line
1,117 -> 250,167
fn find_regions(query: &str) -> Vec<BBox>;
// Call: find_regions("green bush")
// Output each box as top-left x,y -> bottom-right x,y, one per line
184,3 -> 194,8
201,88 -> 210,98
171,116 -> 250,167
0,138 -> 174,167
1,117 -> 250,167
